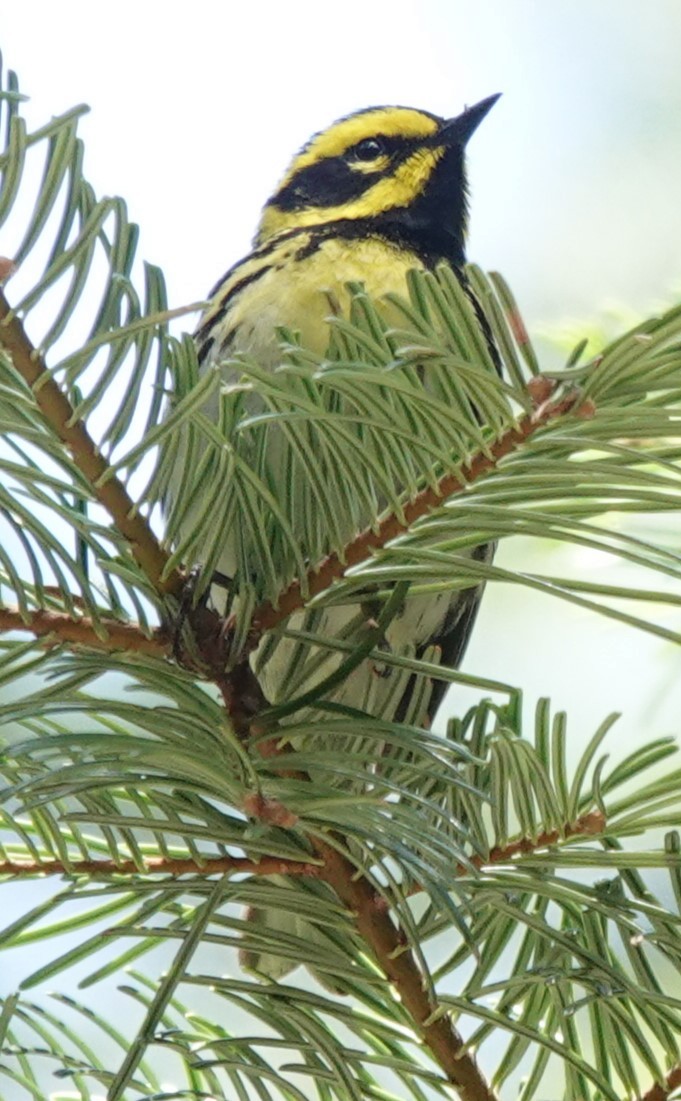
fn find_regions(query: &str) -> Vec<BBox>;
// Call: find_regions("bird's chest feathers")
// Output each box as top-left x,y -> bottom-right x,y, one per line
220,235 -> 420,365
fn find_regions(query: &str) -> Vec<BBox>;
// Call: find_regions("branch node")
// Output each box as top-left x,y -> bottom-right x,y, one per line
422,1004 -> 450,1029
0,256 -> 18,283
526,374 -> 556,405
576,396 -> 597,419
243,792 -> 299,828
576,809 -> 606,835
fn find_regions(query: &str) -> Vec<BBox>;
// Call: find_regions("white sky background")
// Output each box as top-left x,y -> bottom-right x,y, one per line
2,5 -> 681,1087
2,1 -> 679,757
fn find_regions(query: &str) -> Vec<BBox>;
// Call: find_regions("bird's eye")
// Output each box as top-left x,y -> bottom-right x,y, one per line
350,137 -> 385,162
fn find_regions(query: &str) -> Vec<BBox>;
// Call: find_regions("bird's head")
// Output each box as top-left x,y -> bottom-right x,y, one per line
256,96 -> 499,264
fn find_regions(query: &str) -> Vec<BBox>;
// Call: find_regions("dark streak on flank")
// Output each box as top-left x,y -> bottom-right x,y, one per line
197,230 -> 317,353
195,264 -> 275,352
205,226 -> 310,301
196,335 -> 214,365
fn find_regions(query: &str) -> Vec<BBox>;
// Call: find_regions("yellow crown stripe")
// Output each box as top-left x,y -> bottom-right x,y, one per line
278,107 -> 439,185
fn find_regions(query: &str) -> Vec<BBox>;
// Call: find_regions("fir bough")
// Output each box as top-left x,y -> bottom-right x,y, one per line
0,52 -> 681,1101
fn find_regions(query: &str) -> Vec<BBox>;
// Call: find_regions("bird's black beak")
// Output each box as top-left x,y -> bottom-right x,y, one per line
440,93 -> 501,146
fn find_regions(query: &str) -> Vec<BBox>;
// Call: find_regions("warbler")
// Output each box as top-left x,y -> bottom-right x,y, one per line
184,96 -> 499,717
170,99 -> 499,976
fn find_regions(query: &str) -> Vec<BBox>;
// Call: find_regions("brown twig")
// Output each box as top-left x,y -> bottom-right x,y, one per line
314,835 -> 497,1101
639,1065 -> 681,1101
472,809 -> 606,872
0,291 -> 183,597
0,604 -> 170,657
366,811 -> 606,909
0,256 -> 17,283
3,843 -> 496,1096
312,810 -> 602,1095
0,854 -> 321,879
1,809 -> 606,885
249,385 -> 594,643
0,303 -> 591,699
0,291 -> 256,732
0,290 -> 274,744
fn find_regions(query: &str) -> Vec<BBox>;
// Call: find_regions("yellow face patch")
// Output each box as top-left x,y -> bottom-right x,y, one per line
258,146 -> 446,240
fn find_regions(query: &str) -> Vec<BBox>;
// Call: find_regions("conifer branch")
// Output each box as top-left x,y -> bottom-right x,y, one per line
313,834 -> 498,1101
0,810 -> 606,887
0,290 -> 184,598
241,735 -> 499,1097
0,290 -> 252,726
0,853 -> 321,879
472,808 -> 606,870
0,603 -> 259,741
391,809 -> 607,905
248,379 -> 595,644
0,604 -> 169,656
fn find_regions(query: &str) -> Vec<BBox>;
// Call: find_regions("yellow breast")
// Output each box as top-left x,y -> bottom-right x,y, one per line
199,230 -> 422,370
